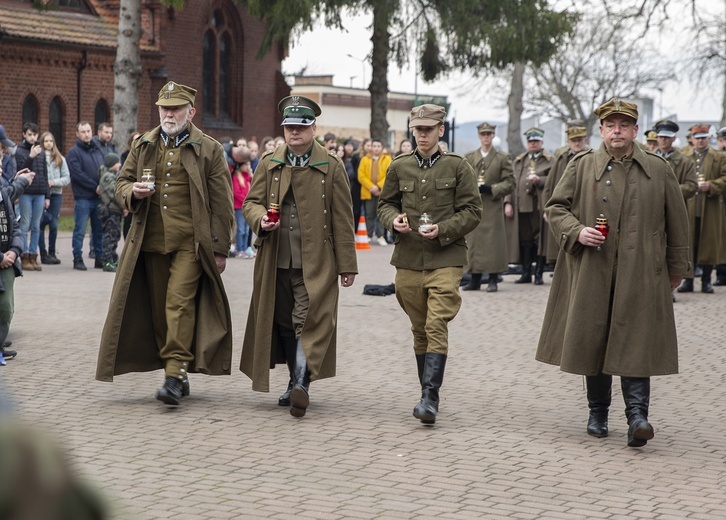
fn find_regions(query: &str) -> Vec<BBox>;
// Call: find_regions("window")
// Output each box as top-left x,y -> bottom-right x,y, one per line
203,30 -> 216,113
22,94 -> 39,125
49,97 -> 65,152
202,5 -> 241,123
94,99 -> 110,131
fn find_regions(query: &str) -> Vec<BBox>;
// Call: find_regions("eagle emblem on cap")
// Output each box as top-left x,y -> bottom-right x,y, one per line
168,83 -> 175,91
613,98 -> 621,110
419,108 -> 425,118
291,96 -> 300,106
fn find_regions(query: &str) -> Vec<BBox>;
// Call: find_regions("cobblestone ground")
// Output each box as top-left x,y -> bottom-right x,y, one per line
3,232 -> 726,519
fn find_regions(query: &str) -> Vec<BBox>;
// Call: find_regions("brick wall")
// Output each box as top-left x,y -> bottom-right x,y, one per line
0,0 -> 288,215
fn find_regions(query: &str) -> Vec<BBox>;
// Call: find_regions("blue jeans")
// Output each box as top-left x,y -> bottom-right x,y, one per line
235,209 -> 250,252
39,193 -> 62,254
19,194 -> 45,254
72,198 -> 103,260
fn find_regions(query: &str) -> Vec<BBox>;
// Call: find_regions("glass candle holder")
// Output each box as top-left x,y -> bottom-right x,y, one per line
419,212 -> 432,233
141,169 -> 155,190
266,203 -> 280,224
595,216 -> 609,239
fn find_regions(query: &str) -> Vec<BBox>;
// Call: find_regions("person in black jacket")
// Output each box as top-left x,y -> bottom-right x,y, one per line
13,123 -> 50,272
66,122 -> 104,271
0,164 -> 34,364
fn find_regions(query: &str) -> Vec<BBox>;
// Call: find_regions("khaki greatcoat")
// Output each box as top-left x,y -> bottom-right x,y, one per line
463,149 -> 515,273
681,147 -> 726,265
542,146 -> 591,263
504,151 -> 553,262
536,144 -> 691,377
240,141 -> 358,392
96,124 -> 235,381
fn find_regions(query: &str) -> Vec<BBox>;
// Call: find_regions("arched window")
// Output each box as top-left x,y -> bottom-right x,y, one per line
219,32 -> 231,116
22,95 -> 39,125
203,6 -> 241,123
49,97 -> 65,152
94,99 -> 110,131
203,30 -> 216,113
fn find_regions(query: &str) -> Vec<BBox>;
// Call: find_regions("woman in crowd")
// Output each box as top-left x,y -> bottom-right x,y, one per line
38,132 -> 70,265
396,139 -> 413,156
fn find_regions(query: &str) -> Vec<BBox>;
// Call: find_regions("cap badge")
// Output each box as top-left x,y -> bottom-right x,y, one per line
291,96 -> 300,106
168,83 -> 175,91
419,108 -> 425,118
613,98 -> 621,111
164,92 -> 171,99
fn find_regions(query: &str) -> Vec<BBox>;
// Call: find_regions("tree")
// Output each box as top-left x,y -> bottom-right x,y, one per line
244,0 -> 573,142
527,11 -> 674,135
112,0 -> 184,153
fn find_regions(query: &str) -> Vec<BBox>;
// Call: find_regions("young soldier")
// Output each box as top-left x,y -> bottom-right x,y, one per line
378,104 -> 482,425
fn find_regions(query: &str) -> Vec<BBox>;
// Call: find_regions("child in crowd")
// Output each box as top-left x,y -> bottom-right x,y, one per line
97,153 -> 124,272
232,151 -> 254,258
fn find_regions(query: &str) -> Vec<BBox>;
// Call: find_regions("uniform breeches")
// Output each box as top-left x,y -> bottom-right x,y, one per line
143,249 -> 203,378
395,267 -> 463,355
274,268 -> 309,339
518,211 -> 540,247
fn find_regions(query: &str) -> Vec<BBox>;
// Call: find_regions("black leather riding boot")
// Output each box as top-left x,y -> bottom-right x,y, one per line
677,278 -> 693,293
290,338 -> 311,418
415,353 -> 426,386
278,336 -> 297,406
534,255 -> 545,285
702,265 -> 714,293
514,246 -> 532,284
462,273 -> 482,291
586,374 -> 612,438
486,273 -> 498,292
621,377 -> 654,447
413,353 -> 447,425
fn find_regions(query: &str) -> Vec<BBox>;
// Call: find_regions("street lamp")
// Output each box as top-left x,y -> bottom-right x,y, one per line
346,54 -> 366,89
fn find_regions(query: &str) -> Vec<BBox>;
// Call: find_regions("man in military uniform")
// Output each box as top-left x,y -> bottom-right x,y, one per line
241,96 -> 358,418
97,82 -> 235,406
714,126 -> 726,285
644,129 -> 658,152
542,122 -> 590,265
537,97 -> 690,448
462,122 -> 515,292
504,128 -> 553,284
378,104 -> 482,425
655,120 -> 698,300
679,124 -> 726,293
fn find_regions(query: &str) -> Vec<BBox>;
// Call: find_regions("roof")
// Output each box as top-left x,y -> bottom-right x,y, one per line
0,1 -> 155,51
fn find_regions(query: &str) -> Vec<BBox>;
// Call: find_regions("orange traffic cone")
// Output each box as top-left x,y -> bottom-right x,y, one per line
355,215 -> 371,250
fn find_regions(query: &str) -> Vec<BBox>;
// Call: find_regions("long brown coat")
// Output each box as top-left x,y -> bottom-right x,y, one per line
681,147 -> 726,264
542,146 -> 591,263
96,124 -> 235,381
463,149 -> 515,273
504,151 -> 552,262
240,141 -> 358,392
536,144 -> 691,377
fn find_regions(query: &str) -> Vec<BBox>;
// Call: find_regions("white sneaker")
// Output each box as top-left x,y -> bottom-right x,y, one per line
377,236 -> 388,247
244,246 -> 256,258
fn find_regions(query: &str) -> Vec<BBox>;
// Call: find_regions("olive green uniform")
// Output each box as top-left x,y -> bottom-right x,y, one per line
378,150 -> 482,354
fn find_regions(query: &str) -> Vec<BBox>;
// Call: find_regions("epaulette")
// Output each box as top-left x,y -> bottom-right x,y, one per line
391,150 -> 414,163
260,149 -> 275,159
542,151 -> 553,160
514,152 -> 526,162
442,151 -> 465,160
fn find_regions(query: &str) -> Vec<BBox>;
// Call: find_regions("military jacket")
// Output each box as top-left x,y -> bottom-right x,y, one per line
378,150 -> 482,270
505,150 -> 553,213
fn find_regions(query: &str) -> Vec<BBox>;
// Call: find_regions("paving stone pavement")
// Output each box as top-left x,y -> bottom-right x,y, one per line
3,232 -> 726,519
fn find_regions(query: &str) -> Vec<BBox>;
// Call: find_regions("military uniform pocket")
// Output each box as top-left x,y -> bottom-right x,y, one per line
435,178 -> 456,206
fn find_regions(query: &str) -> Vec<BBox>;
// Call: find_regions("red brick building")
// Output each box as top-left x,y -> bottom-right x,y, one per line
0,0 -> 289,153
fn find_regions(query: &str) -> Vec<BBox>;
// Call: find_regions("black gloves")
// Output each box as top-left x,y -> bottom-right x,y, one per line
479,183 -> 492,194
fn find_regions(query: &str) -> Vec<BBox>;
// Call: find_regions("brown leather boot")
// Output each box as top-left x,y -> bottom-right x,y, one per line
30,253 -> 42,271
21,253 -> 33,271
